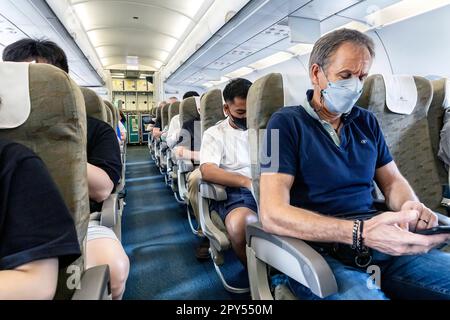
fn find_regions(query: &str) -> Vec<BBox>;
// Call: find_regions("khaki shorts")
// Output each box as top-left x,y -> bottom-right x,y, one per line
87,220 -> 119,242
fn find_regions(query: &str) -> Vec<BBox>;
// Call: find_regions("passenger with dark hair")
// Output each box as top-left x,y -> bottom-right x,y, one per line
3,38 -> 129,300
165,91 -> 200,149
183,91 -> 200,100
172,93 -> 210,259
0,140 -> 80,300
3,38 -> 69,73
200,78 -> 258,265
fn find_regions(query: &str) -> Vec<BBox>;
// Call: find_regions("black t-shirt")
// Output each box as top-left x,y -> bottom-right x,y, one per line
178,117 -> 202,152
0,140 -> 81,270
154,119 -> 161,130
87,116 -> 122,213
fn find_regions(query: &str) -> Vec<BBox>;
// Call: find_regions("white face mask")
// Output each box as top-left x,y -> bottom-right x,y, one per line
320,69 -> 364,114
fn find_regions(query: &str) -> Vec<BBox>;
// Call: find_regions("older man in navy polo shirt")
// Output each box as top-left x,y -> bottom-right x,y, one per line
260,28 -> 450,300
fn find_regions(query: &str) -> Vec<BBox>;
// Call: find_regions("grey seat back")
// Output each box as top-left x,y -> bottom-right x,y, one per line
247,73 -> 285,204
180,98 -> 199,126
168,101 -> 180,123
155,106 -> 163,126
0,62 -> 89,298
81,88 -> 108,122
201,89 -> 225,137
161,103 -> 171,129
429,79 -> 449,186
357,75 -> 441,212
104,100 -> 118,128
104,103 -> 114,128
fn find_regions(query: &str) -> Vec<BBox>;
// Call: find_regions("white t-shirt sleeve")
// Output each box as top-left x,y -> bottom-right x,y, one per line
200,128 -> 223,167
166,116 -> 181,149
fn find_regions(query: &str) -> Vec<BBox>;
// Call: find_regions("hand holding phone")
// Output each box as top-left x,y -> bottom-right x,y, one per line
414,226 -> 450,235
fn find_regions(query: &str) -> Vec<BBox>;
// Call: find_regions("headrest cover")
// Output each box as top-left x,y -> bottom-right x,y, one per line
383,75 -> 418,115
0,62 -> 31,129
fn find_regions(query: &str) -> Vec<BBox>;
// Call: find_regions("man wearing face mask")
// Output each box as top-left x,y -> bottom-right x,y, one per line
260,29 -> 450,300
200,78 -> 258,265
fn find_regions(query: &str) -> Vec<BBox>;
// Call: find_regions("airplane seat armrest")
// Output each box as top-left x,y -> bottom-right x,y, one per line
178,160 -> 194,173
100,193 -> 119,228
246,222 -> 338,299
72,265 -> 111,300
198,181 -> 230,250
436,212 -> 450,226
199,182 -> 228,201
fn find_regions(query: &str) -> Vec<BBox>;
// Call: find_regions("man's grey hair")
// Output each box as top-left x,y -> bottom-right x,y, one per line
309,28 -> 375,72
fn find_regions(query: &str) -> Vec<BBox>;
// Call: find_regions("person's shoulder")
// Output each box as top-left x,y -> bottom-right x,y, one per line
204,119 -> 227,136
268,106 -> 304,126
88,116 -> 116,134
353,106 -> 379,126
0,139 -> 37,161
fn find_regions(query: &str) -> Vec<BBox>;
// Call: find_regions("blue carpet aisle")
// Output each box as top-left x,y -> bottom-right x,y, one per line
122,146 -> 249,300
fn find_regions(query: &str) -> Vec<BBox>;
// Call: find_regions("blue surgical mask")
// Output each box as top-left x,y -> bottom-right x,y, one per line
320,69 -> 364,115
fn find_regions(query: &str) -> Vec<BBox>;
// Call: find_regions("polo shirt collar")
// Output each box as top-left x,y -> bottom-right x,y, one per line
303,89 -> 360,125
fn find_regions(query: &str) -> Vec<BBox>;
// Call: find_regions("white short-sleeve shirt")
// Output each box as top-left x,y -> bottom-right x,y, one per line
200,119 -> 251,179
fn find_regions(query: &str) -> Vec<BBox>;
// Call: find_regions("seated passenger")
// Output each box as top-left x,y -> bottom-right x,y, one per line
260,29 -> 450,300
3,38 -> 129,300
0,140 -> 80,300
200,79 -> 258,265
153,98 -> 178,139
152,102 -> 166,139
174,93 -> 209,260
164,91 -> 200,149
118,111 -> 127,143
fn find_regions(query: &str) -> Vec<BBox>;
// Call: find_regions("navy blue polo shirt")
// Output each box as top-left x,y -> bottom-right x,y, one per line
261,92 -> 393,218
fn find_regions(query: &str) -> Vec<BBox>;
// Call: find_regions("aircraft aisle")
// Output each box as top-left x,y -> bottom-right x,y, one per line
121,146 -> 248,300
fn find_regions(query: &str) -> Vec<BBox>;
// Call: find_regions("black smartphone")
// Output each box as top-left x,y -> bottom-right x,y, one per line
415,226 -> 450,235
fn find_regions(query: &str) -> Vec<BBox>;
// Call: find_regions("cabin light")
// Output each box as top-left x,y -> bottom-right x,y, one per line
287,43 -> 314,56
202,82 -> 214,88
225,67 -> 254,78
111,73 -> 125,78
365,0 -> 450,29
209,76 -> 230,86
249,51 -> 294,70
332,21 -> 371,34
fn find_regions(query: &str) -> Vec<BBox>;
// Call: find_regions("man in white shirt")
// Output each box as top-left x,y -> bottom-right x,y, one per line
163,92 -> 200,149
200,79 -> 258,265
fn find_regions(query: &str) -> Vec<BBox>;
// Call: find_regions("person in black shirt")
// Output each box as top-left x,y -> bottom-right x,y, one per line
3,38 -> 129,300
174,94 -> 210,260
0,140 -> 80,300
87,116 -> 122,213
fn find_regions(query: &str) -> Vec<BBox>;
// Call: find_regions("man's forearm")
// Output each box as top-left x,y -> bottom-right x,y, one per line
201,164 -> 249,188
0,259 -> 58,300
87,164 -> 114,203
384,176 -> 418,211
262,204 -> 354,245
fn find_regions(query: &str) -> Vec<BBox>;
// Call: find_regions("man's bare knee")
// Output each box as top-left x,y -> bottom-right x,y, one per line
226,208 -> 256,241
